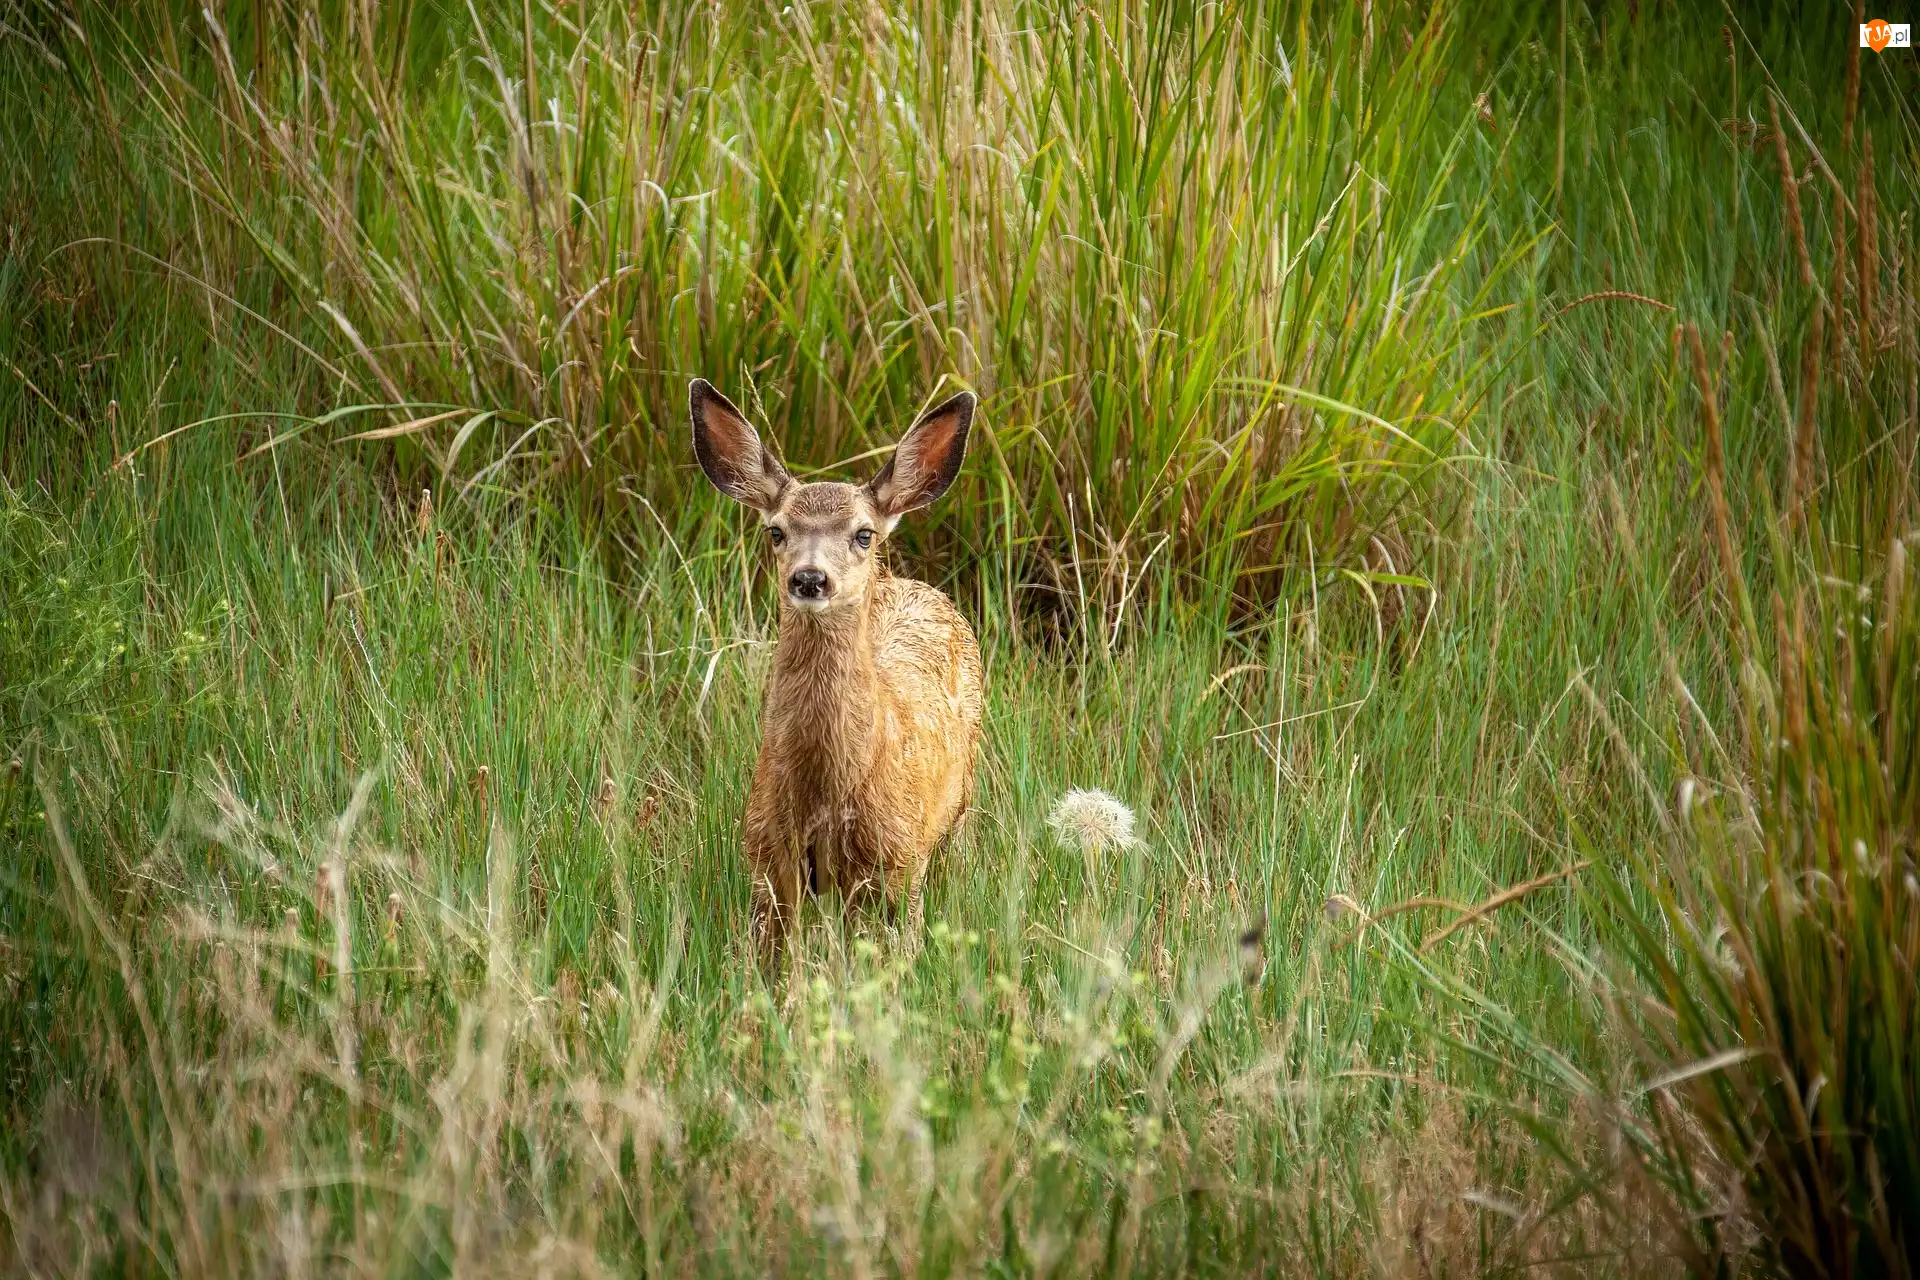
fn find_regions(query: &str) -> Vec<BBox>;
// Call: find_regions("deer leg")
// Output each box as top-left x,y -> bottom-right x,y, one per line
877,861 -> 927,958
952,762 -> 978,839
904,871 -> 927,937
873,873 -> 921,963
751,858 -> 802,971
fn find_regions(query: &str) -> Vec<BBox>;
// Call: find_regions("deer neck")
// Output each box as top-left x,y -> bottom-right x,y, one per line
768,590 -> 882,801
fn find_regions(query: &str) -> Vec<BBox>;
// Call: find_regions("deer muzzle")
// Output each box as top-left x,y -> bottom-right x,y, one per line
788,568 -> 831,608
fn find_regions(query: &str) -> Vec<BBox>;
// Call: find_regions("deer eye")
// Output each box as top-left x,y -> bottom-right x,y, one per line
854,529 -> 874,550
768,527 -> 786,547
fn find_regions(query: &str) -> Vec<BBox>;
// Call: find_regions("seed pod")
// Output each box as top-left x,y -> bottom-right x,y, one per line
1857,131 -> 1877,362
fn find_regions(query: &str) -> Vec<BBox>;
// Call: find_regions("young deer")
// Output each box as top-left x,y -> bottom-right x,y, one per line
690,380 -> 984,965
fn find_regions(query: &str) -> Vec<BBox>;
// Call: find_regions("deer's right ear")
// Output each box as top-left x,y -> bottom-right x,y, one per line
690,379 -> 790,512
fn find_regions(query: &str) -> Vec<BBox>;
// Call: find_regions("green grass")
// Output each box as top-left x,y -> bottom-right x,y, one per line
4,419 -> 1628,1274
2,1 -> 1916,1275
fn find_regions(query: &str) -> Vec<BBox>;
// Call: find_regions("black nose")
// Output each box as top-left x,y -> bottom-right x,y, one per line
789,569 -> 829,599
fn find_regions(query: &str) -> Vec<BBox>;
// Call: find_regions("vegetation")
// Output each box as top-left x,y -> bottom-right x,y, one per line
1,0 -> 1913,1274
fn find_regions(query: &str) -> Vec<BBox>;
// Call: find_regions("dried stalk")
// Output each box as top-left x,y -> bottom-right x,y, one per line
1842,0 -> 1863,153
1793,308 -> 1825,525
1771,97 -> 1814,288
1686,324 -> 1743,608
1857,129 -> 1877,363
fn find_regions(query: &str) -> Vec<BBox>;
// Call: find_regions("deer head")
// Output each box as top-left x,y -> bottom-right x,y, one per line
690,380 -> 974,614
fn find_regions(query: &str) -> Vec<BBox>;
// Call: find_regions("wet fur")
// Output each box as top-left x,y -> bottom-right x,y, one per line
689,381 -> 983,965
744,564 -> 983,956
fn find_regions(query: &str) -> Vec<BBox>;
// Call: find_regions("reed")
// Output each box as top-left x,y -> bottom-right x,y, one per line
1770,96 -> 1813,290
1858,130 -> 1878,364
1794,307 -> 1824,526
1684,324 -> 1749,646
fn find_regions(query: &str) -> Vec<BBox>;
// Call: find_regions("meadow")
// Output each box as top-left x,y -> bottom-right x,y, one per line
0,1 -> 1915,1275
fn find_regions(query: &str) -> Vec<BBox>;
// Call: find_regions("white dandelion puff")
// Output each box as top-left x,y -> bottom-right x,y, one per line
1047,788 -> 1141,858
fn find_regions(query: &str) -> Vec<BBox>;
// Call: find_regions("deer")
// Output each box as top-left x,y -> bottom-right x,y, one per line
689,379 -> 985,966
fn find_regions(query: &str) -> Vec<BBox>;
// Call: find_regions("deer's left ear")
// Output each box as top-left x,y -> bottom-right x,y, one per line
867,390 -> 974,529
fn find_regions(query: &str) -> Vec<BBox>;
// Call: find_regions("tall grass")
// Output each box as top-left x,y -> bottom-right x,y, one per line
1416,502 -> 1918,1276
43,0 -> 1528,628
3,0 -> 1919,1275
1374,32 -> 1920,1273
1604,534 -> 1918,1276
1,455 -> 1631,1274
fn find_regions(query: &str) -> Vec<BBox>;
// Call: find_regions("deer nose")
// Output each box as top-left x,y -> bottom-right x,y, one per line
788,569 -> 829,600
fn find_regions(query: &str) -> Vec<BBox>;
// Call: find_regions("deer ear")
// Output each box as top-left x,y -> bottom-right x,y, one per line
690,380 -> 790,511
868,390 -> 974,525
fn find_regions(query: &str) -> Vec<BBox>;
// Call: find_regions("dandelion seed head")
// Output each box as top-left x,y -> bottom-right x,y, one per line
1046,788 -> 1140,856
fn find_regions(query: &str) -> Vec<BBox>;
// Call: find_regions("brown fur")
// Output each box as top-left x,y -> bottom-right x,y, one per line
690,382 -> 984,964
